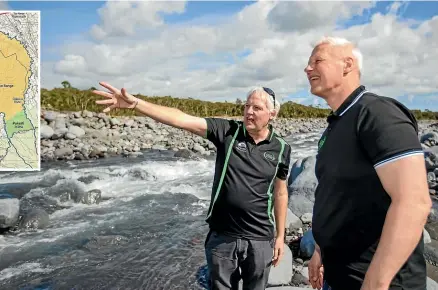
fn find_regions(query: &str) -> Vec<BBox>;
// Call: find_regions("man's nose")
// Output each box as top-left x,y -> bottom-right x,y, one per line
304,64 -> 312,73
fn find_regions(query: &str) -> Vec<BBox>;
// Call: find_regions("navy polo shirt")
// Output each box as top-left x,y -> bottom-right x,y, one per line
313,85 -> 426,289
204,118 -> 292,240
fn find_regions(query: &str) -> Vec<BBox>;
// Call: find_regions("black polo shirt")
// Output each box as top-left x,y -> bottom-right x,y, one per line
313,85 -> 426,289
204,118 -> 291,240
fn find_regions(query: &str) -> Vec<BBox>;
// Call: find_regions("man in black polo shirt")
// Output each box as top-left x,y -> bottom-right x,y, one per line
93,83 -> 291,290
303,37 -> 432,290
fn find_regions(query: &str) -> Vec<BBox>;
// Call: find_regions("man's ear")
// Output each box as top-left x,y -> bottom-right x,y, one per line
270,110 -> 276,120
343,57 -> 354,75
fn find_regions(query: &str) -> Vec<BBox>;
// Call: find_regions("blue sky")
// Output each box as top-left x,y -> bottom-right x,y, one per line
4,1 -> 438,111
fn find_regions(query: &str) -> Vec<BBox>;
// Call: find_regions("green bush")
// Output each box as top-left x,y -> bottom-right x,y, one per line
41,84 -> 438,120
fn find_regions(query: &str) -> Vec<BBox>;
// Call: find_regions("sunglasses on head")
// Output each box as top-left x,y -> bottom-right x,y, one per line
263,87 -> 275,107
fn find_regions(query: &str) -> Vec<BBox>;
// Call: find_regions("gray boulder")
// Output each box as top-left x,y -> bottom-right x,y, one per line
80,189 -> 102,205
43,111 -> 57,122
40,125 -> 54,139
421,132 -> 438,146
19,208 -> 49,230
288,155 -> 318,203
286,208 -> 303,232
0,193 -> 19,228
288,195 -> 314,218
287,156 -> 318,217
428,277 -> 438,290
68,125 -> 85,138
267,242 -> 294,286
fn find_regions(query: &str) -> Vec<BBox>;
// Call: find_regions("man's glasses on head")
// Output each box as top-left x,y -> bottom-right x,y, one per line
263,87 -> 275,107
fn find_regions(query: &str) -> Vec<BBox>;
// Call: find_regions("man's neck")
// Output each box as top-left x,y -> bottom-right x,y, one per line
324,81 -> 361,112
248,126 -> 270,144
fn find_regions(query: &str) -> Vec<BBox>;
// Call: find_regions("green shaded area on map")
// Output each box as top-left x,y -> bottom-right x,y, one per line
5,110 -> 33,138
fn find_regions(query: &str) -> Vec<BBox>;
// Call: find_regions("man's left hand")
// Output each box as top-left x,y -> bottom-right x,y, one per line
272,237 -> 284,267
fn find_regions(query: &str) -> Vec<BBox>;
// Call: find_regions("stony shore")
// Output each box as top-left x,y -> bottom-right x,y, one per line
40,110 -> 329,161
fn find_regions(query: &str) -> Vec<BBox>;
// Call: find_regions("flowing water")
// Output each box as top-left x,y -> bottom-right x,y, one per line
0,130 -> 322,290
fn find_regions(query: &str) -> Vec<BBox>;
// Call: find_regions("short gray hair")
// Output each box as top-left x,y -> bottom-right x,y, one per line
246,86 -> 281,117
315,36 -> 363,73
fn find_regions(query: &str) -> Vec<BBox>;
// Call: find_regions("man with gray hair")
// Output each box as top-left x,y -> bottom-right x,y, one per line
93,83 -> 291,290
305,36 -> 431,290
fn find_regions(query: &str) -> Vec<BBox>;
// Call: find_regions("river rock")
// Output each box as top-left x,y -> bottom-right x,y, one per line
422,132 -> 438,147
429,277 -> 438,289
80,189 -> 102,205
287,155 -> 318,217
291,271 -> 309,286
300,213 -> 313,224
43,111 -> 57,122
54,147 -> 74,159
41,125 -> 54,139
68,125 -> 85,138
267,242 -> 294,286
19,208 -> 50,230
425,228 -> 432,244
83,235 -> 129,251
288,195 -> 314,218
288,156 -> 317,203
174,149 -> 198,159
0,193 -> 19,228
286,208 -> 303,233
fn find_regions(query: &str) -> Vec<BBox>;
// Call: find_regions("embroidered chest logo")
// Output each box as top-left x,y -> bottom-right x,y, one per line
263,152 -> 276,162
236,142 -> 247,152
318,135 -> 326,152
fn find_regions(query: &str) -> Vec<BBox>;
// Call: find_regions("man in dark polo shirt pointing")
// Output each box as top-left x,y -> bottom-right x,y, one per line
303,36 -> 432,290
93,83 -> 291,290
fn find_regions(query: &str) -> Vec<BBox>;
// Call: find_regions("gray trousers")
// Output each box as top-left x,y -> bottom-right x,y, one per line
204,230 -> 274,290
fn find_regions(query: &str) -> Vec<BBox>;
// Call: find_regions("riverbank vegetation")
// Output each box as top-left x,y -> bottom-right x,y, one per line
41,82 -> 438,120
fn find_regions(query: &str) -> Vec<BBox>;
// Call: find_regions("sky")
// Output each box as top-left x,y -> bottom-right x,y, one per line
2,0 -> 438,111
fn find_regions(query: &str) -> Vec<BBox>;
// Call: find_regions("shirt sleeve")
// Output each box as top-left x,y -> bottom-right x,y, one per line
356,98 -> 424,169
276,143 -> 292,180
204,118 -> 233,147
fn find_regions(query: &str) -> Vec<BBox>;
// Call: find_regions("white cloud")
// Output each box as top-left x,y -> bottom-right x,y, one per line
90,1 -> 187,40
44,1 -> 438,109
0,1 -> 9,10
267,1 -> 376,33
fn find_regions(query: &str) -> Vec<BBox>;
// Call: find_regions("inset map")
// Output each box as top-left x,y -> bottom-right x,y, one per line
0,11 -> 40,171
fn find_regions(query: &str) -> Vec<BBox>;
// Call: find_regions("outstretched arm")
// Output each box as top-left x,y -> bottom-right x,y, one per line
94,82 -> 207,137
130,97 -> 208,137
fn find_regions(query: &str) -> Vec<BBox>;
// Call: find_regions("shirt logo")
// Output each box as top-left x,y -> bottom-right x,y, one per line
263,152 -> 275,162
318,135 -> 326,152
236,142 -> 247,152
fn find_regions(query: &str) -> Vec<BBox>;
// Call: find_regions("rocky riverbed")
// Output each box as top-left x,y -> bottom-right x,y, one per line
40,110 -> 328,161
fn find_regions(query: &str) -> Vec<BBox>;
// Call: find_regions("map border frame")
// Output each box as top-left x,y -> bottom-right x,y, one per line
0,10 -> 41,172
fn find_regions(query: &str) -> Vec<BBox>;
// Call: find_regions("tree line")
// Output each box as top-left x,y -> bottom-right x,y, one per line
41,82 -> 438,120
